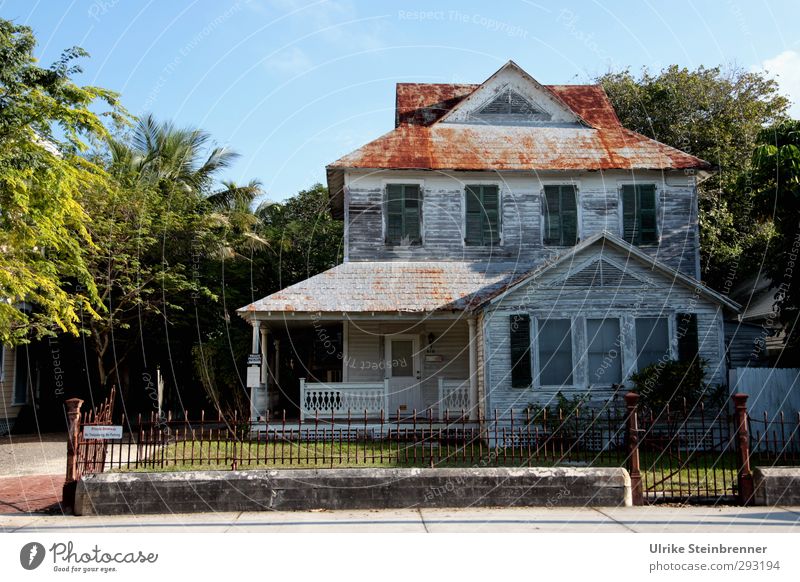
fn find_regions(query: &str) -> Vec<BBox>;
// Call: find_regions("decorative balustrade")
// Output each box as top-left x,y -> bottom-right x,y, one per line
299,378 -> 389,420
437,378 -> 471,420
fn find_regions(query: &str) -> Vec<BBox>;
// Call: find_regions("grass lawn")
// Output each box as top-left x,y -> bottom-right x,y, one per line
109,440 -> 740,498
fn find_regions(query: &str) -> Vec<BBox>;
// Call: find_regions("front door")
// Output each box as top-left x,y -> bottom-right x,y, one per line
385,335 -> 422,417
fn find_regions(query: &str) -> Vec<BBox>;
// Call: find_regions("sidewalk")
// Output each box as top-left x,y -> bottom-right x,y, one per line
3,505 -> 800,533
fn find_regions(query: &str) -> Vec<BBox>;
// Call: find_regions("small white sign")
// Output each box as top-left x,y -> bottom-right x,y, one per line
83,425 -> 123,440
246,365 -> 261,388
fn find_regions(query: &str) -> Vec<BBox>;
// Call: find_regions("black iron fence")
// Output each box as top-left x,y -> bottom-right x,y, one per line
64,392 -> 800,506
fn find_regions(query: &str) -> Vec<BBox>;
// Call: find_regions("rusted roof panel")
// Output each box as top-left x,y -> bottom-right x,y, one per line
395,83 -> 479,126
328,123 -> 710,172
237,261 -> 536,314
395,83 -> 622,129
333,81 -> 709,172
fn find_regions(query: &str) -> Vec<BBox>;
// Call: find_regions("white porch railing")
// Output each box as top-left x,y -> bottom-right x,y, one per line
438,378 -> 471,420
299,378 -> 389,420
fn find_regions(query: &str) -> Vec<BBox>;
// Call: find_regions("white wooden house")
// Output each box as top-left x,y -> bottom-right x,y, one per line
238,61 -> 739,422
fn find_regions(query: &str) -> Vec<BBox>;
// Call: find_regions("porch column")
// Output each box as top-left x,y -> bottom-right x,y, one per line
468,317 -> 478,421
249,319 -> 261,421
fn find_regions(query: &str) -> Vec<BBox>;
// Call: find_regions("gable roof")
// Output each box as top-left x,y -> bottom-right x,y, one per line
481,231 -> 741,312
327,61 -> 711,217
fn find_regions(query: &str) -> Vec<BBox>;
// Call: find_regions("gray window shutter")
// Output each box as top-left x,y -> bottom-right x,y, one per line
543,186 -> 561,245
510,314 -> 532,388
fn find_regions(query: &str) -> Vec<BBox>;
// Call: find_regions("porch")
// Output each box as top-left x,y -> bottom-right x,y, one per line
246,315 -> 481,422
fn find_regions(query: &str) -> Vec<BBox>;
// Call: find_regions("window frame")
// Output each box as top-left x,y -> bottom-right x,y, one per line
463,182 -> 503,247
382,180 -> 424,247
533,317 -> 577,388
541,183 -> 581,247
634,316 -> 674,372
585,317 -> 624,386
618,182 -> 660,245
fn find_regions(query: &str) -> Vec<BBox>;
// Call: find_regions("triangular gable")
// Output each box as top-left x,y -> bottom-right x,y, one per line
437,60 -> 590,126
550,257 -> 653,288
480,231 -> 741,311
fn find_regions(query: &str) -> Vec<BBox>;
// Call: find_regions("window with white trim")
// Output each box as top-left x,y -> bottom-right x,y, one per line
536,319 -> 573,386
635,317 -> 670,371
586,318 -> 622,384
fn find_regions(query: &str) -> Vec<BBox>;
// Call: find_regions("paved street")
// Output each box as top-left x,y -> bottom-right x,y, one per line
2,505 -> 800,533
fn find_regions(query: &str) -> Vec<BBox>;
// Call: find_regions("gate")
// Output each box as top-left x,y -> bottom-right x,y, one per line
638,402 -> 739,503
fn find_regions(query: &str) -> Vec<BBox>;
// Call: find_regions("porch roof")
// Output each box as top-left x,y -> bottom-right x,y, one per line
237,261 -> 531,316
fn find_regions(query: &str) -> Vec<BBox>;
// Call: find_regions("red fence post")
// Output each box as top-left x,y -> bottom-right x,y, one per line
625,392 -> 644,506
733,393 -> 755,505
62,397 -> 84,508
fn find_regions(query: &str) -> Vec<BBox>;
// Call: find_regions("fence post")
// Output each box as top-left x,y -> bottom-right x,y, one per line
62,397 -> 84,508
624,392 -> 643,506
733,393 -> 755,505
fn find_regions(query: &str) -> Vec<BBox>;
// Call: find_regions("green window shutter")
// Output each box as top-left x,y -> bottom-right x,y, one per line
386,184 -> 421,245
622,184 -> 657,245
386,184 -> 404,244
543,186 -> 561,245
543,185 -> 577,246
465,185 -> 500,246
482,186 -> 500,245
465,186 -> 483,245
638,185 -> 657,243
560,187 -> 578,246
510,314 -> 532,388
676,313 -> 699,363
621,185 -> 637,243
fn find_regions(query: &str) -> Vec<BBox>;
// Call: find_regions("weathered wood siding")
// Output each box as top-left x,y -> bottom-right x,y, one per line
344,170 -> 700,277
725,321 -> 768,368
344,320 -> 470,409
482,242 -> 726,412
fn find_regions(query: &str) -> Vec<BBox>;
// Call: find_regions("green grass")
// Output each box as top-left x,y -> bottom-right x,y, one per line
111,440 -> 739,498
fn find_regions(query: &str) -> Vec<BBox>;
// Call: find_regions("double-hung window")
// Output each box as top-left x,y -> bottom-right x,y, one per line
464,185 -> 500,246
635,317 -> 670,371
386,184 -> 422,245
536,319 -> 574,386
543,185 -> 578,246
586,318 -> 622,384
621,184 -> 657,244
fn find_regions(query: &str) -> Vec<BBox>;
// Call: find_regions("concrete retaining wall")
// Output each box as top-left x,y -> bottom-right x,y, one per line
74,467 -> 631,515
753,467 -> 800,506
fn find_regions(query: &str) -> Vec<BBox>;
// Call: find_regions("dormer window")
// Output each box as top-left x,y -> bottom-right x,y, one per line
474,89 -> 551,121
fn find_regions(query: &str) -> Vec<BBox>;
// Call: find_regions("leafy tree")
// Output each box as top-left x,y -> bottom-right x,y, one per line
597,65 -> 789,288
78,116 -> 255,391
751,120 -> 800,353
0,19 -> 126,344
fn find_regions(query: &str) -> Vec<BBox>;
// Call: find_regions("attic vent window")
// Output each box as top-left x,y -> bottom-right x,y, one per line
476,89 -> 550,120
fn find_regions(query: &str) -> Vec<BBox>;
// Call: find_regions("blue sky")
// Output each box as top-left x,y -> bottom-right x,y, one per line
3,0 -> 799,202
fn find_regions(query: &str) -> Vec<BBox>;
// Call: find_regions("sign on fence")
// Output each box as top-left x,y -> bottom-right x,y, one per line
83,425 -> 123,440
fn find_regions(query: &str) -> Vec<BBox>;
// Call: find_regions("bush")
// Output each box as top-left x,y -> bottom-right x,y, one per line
630,358 -> 720,410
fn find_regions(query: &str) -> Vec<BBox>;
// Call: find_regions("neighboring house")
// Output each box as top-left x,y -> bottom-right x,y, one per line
238,61 -> 739,422
0,344 -> 32,435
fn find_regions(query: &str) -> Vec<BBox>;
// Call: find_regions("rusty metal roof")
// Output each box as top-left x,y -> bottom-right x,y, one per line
395,83 -> 622,129
328,123 -> 710,173
237,261 -> 535,314
329,80 -> 710,176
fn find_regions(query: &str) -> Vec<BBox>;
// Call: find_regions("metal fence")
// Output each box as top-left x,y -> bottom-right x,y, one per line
64,392 -> 800,506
